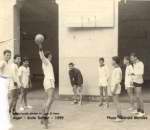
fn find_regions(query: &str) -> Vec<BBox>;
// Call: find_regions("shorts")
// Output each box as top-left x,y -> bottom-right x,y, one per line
98,80 -> 108,87
133,82 -> 143,87
125,83 -> 134,90
72,84 -> 83,88
44,78 -> 55,91
110,85 -> 121,95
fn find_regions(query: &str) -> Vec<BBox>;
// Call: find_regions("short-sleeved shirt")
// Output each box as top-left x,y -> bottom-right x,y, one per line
125,65 -> 134,87
110,67 -> 122,94
18,66 -> 30,88
110,67 -> 122,87
69,68 -> 83,86
133,61 -> 144,84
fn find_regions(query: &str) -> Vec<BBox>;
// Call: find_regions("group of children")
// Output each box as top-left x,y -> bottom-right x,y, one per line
0,48 -> 145,127
0,50 -> 32,116
98,53 -> 145,121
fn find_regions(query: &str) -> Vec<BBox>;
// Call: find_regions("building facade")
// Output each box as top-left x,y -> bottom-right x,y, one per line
0,0 -> 118,95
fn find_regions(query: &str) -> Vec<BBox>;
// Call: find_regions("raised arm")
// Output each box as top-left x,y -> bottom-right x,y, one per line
37,42 -> 48,65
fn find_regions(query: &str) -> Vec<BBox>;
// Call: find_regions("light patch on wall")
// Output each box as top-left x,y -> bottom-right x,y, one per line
0,77 -> 12,130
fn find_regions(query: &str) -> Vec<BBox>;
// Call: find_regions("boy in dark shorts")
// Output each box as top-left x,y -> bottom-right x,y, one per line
130,53 -> 145,117
68,63 -> 83,105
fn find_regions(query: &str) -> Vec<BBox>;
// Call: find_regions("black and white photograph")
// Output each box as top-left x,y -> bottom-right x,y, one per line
0,0 -> 150,130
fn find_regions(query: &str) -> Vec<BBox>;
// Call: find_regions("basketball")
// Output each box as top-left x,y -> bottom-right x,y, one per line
34,34 -> 45,44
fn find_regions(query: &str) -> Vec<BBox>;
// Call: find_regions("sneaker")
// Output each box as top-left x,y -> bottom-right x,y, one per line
26,105 -> 33,109
114,117 -> 123,122
19,107 -> 25,111
71,100 -> 78,105
128,107 -> 135,111
136,112 -> 145,117
131,110 -> 139,114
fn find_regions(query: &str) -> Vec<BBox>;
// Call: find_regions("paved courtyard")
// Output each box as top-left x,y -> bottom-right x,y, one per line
10,90 -> 150,130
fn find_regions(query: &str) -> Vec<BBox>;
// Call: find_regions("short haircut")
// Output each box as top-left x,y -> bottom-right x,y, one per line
124,56 -> 130,61
112,56 -> 120,65
22,57 -> 29,63
3,49 -> 11,55
14,54 -> 21,59
99,57 -> 104,62
130,52 -> 138,58
44,51 -> 52,58
69,62 -> 74,66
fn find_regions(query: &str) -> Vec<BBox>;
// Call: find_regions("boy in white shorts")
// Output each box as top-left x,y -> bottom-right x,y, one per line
98,57 -> 109,107
123,56 -> 135,111
110,56 -> 123,122
36,39 -> 55,129
18,57 -> 32,111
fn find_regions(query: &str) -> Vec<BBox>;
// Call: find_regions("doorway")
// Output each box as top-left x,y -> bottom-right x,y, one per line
119,1 -> 150,85
20,0 -> 59,89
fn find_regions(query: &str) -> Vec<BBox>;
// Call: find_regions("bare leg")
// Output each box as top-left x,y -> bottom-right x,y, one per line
12,89 -> 19,113
104,87 -> 109,108
9,90 -> 15,114
77,85 -> 83,105
20,87 -> 25,107
127,88 -> 134,109
42,88 -> 55,129
99,87 -> 103,106
112,94 -> 122,119
72,85 -> 78,103
135,87 -> 144,113
24,88 -> 28,107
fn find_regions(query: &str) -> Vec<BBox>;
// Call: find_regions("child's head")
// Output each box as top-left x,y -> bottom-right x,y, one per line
123,56 -> 130,65
68,62 -> 74,70
112,56 -> 120,67
3,49 -> 11,62
44,51 -> 52,62
22,57 -> 29,67
130,53 -> 138,64
99,57 -> 104,66
14,54 -> 21,65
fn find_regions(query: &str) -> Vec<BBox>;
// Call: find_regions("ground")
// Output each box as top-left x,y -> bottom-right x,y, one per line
10,89 -> 150,130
